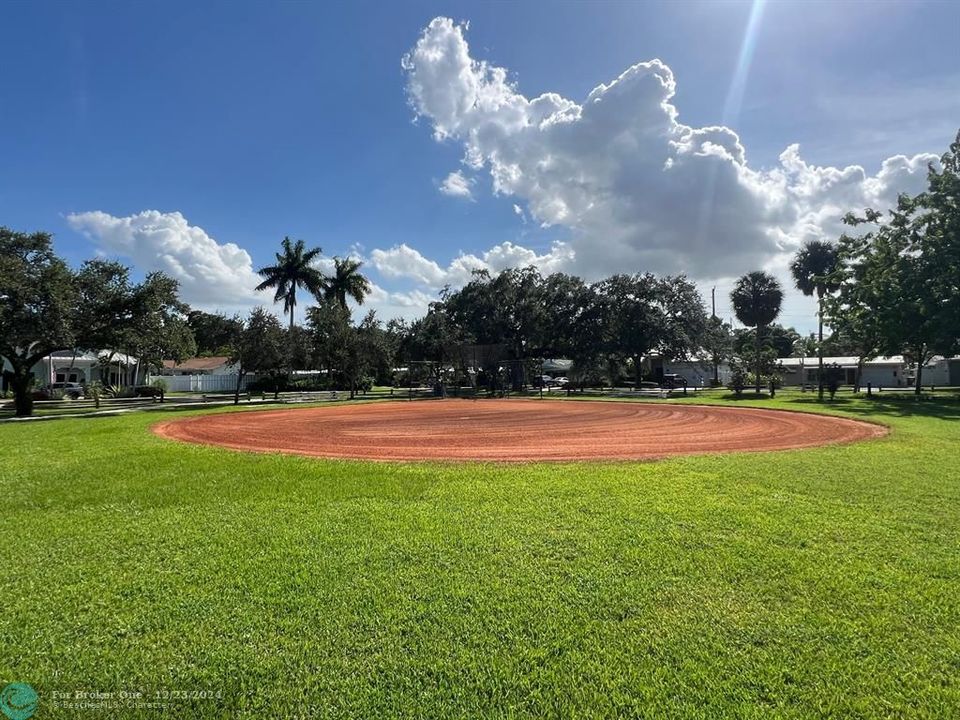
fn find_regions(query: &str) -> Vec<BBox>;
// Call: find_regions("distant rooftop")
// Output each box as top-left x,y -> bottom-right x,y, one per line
778,356 -> 905,368
163,356 -> 232,371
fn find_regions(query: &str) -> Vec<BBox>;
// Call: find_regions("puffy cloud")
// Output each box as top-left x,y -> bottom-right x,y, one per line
67,210 -> 264,310
370,243 -> 451,286
370,241 -> 572,289
401,17 -> 940,283
438,170 -> 475,198
67,210 -> 437,323
366,283 -> 436,317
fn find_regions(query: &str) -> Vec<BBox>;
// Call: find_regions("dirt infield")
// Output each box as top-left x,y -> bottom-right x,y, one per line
153,399 -> 886,462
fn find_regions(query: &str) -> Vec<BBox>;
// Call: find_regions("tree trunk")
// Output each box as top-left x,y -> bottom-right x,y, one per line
234,369 -> 245,405
914,351 -> 924,396
755,326 -> 762,395
6,368 -> 34,417
817,292 -> 824,401
635,355 -> 642,391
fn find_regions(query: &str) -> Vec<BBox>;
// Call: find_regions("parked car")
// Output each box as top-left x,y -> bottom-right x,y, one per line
532,374 -> 554,388
660,374 -> 687,389
43,382 -> 85,399
553,376 -> 569,386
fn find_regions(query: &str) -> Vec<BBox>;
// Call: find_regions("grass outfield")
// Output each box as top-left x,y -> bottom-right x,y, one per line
1,393 -> 958,718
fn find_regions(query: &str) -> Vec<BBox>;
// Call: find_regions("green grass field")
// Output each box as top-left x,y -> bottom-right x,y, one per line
1,393 -> 958,718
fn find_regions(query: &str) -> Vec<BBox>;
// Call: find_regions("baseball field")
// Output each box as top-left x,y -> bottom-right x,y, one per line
1,392 -> 958,718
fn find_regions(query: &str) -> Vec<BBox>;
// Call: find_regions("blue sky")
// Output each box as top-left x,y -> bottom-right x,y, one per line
2,0 -> 958,331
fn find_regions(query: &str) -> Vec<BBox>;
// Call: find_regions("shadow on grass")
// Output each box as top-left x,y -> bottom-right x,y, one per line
0,401 -> 268,423
782,394 -> 960,421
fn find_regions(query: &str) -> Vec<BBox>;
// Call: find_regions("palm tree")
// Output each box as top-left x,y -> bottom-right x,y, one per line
255,237 -> 326,329
324,257 -> 371,310
731,271 -> 783,395
790,240 -> 840,400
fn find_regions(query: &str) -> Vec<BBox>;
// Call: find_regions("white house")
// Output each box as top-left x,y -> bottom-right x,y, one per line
659,358 -> 732,387
777,356 -> 908,388
0,349 -> 146,391
921,356 -> 960,387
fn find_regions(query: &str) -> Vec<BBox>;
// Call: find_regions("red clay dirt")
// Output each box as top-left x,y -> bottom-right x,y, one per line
152,399 -> 886,462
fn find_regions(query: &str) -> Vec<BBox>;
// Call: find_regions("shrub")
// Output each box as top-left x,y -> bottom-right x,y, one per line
728,363 -> 748,397
86,381 -> 104,408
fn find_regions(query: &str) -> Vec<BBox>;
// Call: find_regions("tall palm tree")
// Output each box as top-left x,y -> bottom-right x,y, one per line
790,240 -> 840,400
255,237 -> 326,329
324,257 -> 371,310
731,271 -> 783,395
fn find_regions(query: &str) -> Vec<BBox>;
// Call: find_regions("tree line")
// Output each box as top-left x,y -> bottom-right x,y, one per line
2,132 -> 957,416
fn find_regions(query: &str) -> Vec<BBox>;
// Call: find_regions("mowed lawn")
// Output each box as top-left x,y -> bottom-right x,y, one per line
1,393 -> 958,718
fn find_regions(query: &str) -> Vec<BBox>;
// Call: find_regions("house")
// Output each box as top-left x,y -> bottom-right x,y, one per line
152,356 -> 248,393
161,356 -> 236,376
542,358 -> 573,376
0,349 -> 146,391
921,356 -> 960,387
777,356 -> 908,388
659,358 -> 732,387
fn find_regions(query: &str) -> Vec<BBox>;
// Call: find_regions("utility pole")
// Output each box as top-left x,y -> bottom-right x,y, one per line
711,287 -> 719,386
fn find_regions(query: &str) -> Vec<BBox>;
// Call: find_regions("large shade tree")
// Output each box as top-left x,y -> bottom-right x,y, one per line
324,257 -> 371,310
731,271 -> 783,394
0,229 -> 195,416
830,131 -> 960,394
229,307 -> 286,404
306,299 -> 354,383
790,240 -> 840,399
596,274 -> 662,389
597,273 -> 707,389
187,310 -> 244,356
255,237 -> 326,329
127,272 -> 197,378
442,267 -> 546,390
0,229 -> 78,416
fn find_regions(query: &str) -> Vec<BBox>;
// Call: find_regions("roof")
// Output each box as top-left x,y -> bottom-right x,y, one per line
42,350 -> 138,365
778,356 -> 905,369
45,351 -> 99,363
542,358 -> 573,372
926,355 -> 960,365
98,350 -> 138,365
163,356 -> 232,371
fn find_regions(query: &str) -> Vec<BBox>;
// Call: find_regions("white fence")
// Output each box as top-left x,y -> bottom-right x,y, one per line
148,373 -> 252,393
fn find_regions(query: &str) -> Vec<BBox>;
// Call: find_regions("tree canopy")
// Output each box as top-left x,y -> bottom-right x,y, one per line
0,228 -> 191,416
828,130 -> 960,393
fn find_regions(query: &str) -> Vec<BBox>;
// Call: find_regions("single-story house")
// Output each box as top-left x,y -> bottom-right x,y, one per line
921,356 -> 960,387
777,356 -> 908,388
542,358 -> 573,375
161,356 -> 237,376
0,349 -> 146,391
658,358 -> 732,387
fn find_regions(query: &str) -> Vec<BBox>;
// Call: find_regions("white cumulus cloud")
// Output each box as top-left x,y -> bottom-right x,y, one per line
438,170 -> 475,198
400,17 -> 941,283
67,210 -> 264,310
370,241 -> 572,289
